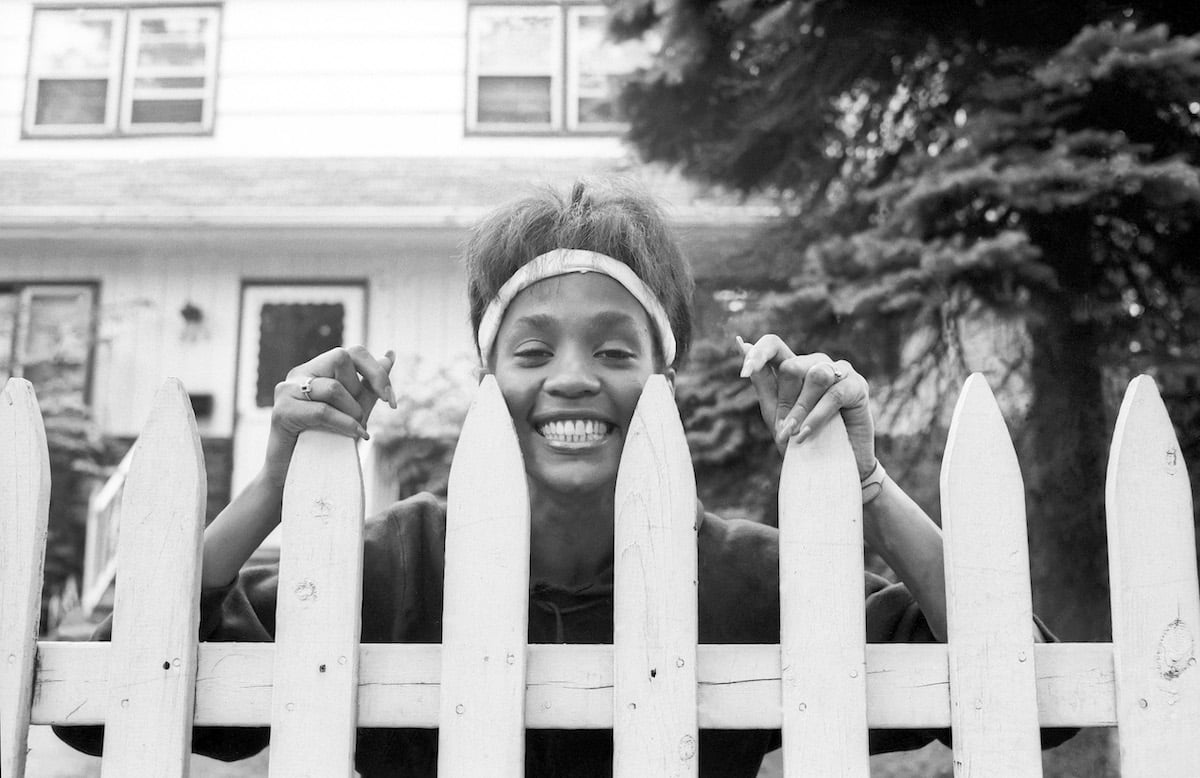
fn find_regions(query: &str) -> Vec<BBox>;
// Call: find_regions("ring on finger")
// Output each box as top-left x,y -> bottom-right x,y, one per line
298,376 -> 315,401
826,362 -> 846,381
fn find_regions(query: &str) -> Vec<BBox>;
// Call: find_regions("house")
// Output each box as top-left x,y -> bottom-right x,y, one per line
0,0 -> 772,542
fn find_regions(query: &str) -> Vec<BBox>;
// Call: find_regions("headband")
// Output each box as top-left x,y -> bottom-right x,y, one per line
477,248 -> 677,366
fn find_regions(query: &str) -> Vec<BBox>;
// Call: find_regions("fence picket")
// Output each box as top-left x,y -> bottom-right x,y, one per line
268,429 -> 365,777
100,380 -> 205,778
0,379 -> 51,778
940,374 -> 1042,777
613,375 -> 699,777
778,412 -> 869,777
1106,375 -> 1200,777
438,375 -> 530,776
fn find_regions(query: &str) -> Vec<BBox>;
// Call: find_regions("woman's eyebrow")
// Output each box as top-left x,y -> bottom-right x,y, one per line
589,311 -> 645,333
508,313 -> 556,332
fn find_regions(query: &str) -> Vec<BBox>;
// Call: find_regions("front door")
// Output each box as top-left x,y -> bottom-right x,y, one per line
233,284 -> 365,503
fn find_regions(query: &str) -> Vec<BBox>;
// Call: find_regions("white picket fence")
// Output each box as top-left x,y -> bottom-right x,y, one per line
1,371 -> 1198,777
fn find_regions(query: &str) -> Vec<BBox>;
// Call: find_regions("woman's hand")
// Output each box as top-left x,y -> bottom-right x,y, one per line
262,345 -> 397,485
737,334 -> 876,479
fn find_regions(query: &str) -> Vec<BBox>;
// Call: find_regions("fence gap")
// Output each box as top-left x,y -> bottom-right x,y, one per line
613,375 -> 699,777
0,379 -> 51,778
1106,375 -> 1200,777
269,429 -> 365,777
100,379 -> 205,777
778,412 -> 869,776
438,375 -> 530,776
941,374 -> 1042,776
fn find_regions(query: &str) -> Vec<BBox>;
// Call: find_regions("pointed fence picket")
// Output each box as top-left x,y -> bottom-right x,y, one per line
613,375 -> 699,777
99,380 -> 205,778
778,412 -> 869,777
1105,376 -> 1200,776
2,372 -> 1199,777
0,379 -> 51,778
941,376 -> 1043,777
269,429 -> 364,777
438,375 -> 530,776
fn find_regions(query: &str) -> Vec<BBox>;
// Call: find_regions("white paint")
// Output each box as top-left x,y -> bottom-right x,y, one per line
0,239 -> 468,443
941,374 -> 1043,777
0,0 -> 630,159
438,376 -> 530,776
0,379 -> 51,778
613,376 -> 699,777
100,380 -> 205,777
31,641 -> 1123,729
777,414 -> 870,776
269,430 -> 364,777
1106,376 -> 1200,777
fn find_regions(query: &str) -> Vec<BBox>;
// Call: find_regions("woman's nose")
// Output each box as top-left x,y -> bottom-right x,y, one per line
544,352 -> 601,397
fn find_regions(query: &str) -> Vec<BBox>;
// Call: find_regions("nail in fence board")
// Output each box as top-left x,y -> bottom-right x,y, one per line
1106,376 -> 1200,777
778,413 -> 869,776
100,380 -> 206,778
941,374 -> 1042,777
269,430 -> 364,778
0,379 -> 51,778
438,375 -> 531,776
613,375 -> 700,777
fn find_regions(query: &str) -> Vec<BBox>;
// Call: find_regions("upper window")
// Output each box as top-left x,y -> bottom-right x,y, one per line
467,3 -> 652,134
24,6 -> 220,138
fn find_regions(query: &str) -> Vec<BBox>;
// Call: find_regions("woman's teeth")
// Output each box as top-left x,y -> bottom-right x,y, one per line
539,419 -> 610,443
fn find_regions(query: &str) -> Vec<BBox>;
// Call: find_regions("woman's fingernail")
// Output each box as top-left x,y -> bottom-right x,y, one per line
794,425 -> 812,444
358,425 -> 370,440
778,418 -> 797,437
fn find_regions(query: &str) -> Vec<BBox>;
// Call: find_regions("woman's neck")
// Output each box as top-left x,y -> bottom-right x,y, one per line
528,481 -> 615,588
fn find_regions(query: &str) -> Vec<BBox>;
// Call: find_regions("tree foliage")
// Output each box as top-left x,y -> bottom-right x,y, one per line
617,0 -> 1200,642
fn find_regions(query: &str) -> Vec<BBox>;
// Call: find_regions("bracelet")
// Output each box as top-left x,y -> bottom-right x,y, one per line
861,460 -> 888,505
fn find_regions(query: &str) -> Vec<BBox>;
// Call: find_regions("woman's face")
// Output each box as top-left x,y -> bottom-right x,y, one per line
490,272 -> 670,501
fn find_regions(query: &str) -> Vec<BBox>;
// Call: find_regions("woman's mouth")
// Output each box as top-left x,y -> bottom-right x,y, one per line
536,419 -> 615,448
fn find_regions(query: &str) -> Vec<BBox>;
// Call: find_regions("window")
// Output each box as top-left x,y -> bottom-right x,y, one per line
24,6 -> 220,137
0,285 -> 96,407
467,3 -> 652,133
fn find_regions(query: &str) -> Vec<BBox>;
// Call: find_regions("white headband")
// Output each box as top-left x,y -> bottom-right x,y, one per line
477,248 -> 677,366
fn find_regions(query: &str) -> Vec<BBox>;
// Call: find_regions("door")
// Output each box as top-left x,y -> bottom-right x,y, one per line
233,284 -> 365,503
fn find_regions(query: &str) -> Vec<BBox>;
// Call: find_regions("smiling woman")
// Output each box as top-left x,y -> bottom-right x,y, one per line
54,177 -> 1075,776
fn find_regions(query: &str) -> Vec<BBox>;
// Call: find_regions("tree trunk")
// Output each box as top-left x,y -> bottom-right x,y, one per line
1020,300 -> 1112,641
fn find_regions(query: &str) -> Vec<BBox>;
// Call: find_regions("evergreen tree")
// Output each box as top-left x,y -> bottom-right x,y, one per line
617,0 -> 1200,642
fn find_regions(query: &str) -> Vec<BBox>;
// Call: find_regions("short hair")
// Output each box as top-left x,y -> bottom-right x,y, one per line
464,178 -> 695,368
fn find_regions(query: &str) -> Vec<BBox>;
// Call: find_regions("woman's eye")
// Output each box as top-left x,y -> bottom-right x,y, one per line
597,348 -> 636,360
514,346 -> 551,359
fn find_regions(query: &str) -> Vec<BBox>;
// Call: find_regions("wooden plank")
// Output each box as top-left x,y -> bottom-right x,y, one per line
0,379 -> 51,778
941,374 -> 1042,777
268,430 -> 364,778
100,380 -> 206,778
1106,375 -> 1200,777
777,412 -> 869,777
438,375 -> 530,777
33,641 -> 1118,728
612,375 -> 700,777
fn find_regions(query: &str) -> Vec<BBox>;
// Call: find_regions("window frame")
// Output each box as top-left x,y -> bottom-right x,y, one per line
0,282 -> 99,407
23,4 -> 222,139
466,4 -> 563,134
466,1 -> 640,136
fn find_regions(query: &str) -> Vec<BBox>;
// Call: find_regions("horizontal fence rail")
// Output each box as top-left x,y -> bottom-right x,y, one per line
2,372 -> 1198,778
